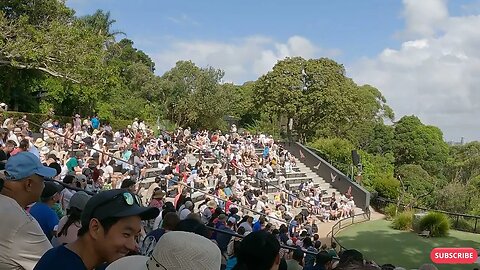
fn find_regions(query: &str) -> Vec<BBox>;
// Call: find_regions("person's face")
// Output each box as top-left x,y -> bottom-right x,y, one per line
25,174 -> 45,204
5,145 -> 14,153
94,216 -> 142,263
128,185 -> 136,193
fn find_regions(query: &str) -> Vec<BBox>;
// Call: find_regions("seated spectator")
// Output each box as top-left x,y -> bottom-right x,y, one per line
0,152 -> 57,269
337,249 -> 364,269
141,212 -> 180,256
34,189 -> 159,270
120,178 -> 136,193
105,231 -> 221,270
54,191 -> 91,246
233,230 -> 281,270
285,248 -> 304,270
29,182 -> 62,241
303,251 -> 334,270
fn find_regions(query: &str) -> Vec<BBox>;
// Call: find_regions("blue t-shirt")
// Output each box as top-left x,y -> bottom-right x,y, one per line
91,117 -> 100,129
253,220 -> 262,232
29,202 -> 59,240
34,245 -> 87,270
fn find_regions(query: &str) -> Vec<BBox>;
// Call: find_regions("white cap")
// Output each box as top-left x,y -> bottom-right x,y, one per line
227,217 -> 237,224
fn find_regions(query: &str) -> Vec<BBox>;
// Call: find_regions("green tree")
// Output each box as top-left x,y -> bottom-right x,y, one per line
80,10 -> 125,45
308,137 -> 355,175
396,164 -> 436,207
254,57 -> 393,143
393,116 -> 449,177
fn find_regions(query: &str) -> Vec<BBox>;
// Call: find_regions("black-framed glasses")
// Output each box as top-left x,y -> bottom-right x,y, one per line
91,192 -> 139,216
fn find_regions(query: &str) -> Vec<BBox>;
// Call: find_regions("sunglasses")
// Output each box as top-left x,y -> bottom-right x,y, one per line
91,192 -> 140,216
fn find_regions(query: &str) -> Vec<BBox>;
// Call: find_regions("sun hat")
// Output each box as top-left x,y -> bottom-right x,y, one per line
106,231 -> 221,270
34,138 -> 46,148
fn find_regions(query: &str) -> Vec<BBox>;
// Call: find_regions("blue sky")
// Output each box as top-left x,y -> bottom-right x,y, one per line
69,0 -> 405,65
67,0 -> 480,142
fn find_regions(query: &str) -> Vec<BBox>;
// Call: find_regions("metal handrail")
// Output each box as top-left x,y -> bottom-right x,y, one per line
329,209 -> 371,251
373,196 -> 480,233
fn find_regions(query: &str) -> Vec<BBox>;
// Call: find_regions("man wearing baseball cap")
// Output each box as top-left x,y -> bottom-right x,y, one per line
34,189 -> 160,270
0,152 -> 57,270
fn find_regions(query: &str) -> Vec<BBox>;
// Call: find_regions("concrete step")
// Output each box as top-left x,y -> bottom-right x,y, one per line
283,172 -> 307,178
145,168 -> 162,178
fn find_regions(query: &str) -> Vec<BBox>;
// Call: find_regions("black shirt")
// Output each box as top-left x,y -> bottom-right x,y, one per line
0,150 -> 9,170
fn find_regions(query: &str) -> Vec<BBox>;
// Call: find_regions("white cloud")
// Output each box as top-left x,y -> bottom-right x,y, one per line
166,14 -> 199,26
350,0 -> 480,142
150,35 -> 340,83
400,0 -> 449,38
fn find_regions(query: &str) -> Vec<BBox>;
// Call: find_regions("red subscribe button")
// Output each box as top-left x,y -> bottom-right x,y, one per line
430,248 -> 478,264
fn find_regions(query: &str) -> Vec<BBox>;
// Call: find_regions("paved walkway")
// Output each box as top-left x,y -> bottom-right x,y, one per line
317,206 -> 386,245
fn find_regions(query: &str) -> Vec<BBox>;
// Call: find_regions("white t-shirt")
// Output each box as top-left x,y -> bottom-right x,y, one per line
0,194 -> 52,270
255,200 -> 266,213
102,165 -> 114,180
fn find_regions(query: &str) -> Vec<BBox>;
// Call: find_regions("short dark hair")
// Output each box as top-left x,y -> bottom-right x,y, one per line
236,231 -> 280,270
120,179 -> 136,189
174,218 -> 209,238
5,140 -> 16,147
162,212 -> 180,230
49,162 -> 61,176
77,216 -> 122,237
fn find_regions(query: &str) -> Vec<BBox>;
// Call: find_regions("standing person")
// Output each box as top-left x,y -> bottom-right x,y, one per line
0,152 -> 57,270
34,189 -> 160,270
91,115 -> 100,130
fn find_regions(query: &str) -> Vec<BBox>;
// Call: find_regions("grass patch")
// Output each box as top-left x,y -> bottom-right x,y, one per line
335,219 -> 480,270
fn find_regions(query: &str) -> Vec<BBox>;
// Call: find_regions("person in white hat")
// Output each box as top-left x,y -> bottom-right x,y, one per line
34,138 -> 46,149
106,231 -> 221,270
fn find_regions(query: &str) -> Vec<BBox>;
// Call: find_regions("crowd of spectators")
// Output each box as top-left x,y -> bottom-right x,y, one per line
0,113 -> 453,270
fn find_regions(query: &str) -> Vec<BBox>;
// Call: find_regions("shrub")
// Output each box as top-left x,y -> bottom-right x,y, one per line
419,212 -> 450,237
384,204 -> 398,220
371,177 -> 401,200
392,211 -> 414,231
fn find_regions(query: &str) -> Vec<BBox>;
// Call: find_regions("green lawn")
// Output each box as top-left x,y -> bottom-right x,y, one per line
335,219 -> 480,270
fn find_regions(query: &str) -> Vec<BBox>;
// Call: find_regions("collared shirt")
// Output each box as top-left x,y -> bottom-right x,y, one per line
0,194 -> 52,270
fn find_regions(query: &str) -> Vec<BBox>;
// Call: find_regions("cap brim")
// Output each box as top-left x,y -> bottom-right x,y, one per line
106,255 -> 148,270
113,206 -> 160,221
36,166 -> 57,178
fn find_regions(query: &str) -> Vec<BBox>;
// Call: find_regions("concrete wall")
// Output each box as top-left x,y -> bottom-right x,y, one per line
280,141 -> 371,211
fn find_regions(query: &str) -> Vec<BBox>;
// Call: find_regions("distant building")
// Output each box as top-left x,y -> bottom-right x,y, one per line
447,137 -> 465,146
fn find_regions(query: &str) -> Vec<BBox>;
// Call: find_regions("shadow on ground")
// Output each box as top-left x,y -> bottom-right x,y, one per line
335,220 -> 480,270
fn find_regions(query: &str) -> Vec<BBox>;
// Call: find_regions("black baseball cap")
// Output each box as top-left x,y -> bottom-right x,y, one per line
81,189 -> 160,227
41,182 -> 61,200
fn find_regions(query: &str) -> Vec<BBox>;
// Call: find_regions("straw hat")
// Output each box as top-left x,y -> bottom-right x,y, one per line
34,138 -> 46,148
152,190 -> 165,199
207,200 -> 218,209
